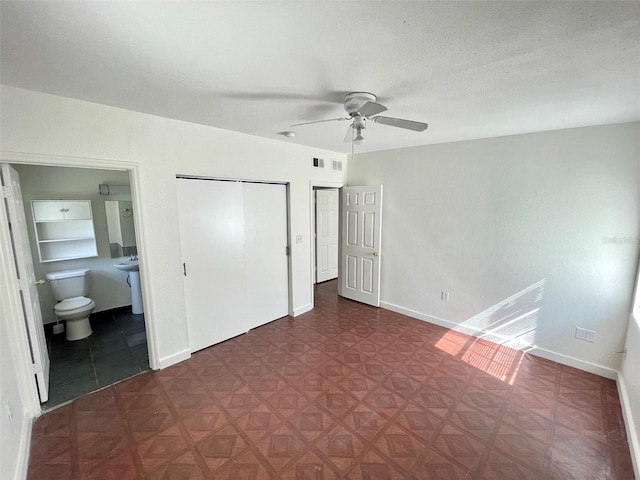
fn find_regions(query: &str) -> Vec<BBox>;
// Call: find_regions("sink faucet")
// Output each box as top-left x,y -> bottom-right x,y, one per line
130,254 -> 138,261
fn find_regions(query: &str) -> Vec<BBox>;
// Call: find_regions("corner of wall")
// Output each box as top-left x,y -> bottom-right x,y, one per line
157,348 -> 191,369
293,304 -> 313,317
617,372 -> 640,479
14,414 -> 34,480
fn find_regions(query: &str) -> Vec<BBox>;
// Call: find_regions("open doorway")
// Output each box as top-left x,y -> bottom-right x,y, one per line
314,187 -> 339,284
310,182 -> 384,310
1,161 -> 151,410
310,182 -> 343,308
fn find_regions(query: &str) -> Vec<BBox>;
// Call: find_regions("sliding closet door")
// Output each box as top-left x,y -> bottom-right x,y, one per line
177,179 -> 247,351
176,178 -> 288,353
243,182 -> 288,330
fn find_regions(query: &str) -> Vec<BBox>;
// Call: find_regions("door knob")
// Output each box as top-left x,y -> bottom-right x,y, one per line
372,252 -> 378,256
35,279 -> 45,285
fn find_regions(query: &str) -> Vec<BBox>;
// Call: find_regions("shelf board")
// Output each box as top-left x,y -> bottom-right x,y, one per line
38,237 -> 95,243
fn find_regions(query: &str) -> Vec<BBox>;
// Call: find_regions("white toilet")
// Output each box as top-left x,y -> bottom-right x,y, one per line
46,268 -> 96,341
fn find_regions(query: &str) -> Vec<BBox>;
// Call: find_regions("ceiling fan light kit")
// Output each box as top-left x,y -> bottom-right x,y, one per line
290,92 -> 429,146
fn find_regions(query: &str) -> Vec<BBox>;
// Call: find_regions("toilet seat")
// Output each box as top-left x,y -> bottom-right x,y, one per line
55,296 -> 94,314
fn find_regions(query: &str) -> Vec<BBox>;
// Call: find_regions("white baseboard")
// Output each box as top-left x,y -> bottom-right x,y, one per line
380,301 -> 617,379
527,346 -> 617,379
618,373 -> 640,479
292,303 -> 313,317
15,412 -> 33,480
157,348 -> 191,369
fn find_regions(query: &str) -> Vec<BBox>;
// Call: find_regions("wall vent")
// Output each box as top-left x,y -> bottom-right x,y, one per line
312,157 -> 325,168
332,160 -> 343,172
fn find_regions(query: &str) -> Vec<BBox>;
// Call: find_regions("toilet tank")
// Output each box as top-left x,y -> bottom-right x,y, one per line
46,268 -> 91,301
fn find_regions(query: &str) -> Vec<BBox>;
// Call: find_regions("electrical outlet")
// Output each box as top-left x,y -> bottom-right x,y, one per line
441,291 -> 450,302
295,234 -> 303,244
576,327 -> 596,343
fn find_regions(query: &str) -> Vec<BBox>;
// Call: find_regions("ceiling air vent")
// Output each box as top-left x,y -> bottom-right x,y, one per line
332,160 -> 343,172
312,157 -> 325,168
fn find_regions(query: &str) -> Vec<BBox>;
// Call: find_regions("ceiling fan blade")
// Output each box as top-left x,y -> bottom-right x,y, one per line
343,124 -> 354,142
373,116 -> 428,132
358,101 -> 388,117
291,117 -> 349,127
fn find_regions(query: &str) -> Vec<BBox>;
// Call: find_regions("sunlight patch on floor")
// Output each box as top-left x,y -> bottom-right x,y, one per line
435,280 -> 545,384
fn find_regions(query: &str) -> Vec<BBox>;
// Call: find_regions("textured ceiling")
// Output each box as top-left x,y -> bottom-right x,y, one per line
1,1 -> 639,153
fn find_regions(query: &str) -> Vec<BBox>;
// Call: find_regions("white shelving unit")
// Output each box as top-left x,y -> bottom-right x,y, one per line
31,200 -> 98,263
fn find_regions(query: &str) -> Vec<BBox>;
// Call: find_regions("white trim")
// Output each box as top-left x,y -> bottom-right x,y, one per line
14,414 -> 33,480
0,150 -> 133,170
157,348 -> 191,369
618,373 -> 640,479
128,165 -> 159,370
526,346 -> 616,380
381,301 -> 461,330
380,300 -> 617,379
293,303 -> 313,317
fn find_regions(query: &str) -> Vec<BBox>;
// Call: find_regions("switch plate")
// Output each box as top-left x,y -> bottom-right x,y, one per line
575,327 -> 587,340
585,329 -> 597,343
295,234 -> 303,244
441,291 -> 450,302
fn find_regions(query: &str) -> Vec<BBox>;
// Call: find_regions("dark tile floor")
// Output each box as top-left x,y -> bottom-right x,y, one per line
29,280 -> 634,479
43,308 -> 149,410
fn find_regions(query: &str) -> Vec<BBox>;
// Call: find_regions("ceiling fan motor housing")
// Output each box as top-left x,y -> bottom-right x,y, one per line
344,92 -> 377,116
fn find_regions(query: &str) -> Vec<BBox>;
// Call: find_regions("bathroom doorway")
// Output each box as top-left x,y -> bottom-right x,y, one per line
5,162 -> 151,410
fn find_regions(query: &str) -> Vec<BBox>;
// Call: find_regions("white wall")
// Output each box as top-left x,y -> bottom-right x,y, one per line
348,122 -> 640,376
0,310 -> 31,480
0,86 -> 347,370
12,164 -> 134,324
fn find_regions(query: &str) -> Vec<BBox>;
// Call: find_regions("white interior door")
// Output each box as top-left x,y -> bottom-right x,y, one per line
176,178 -> 288,352
315,189 -> 339,283
1,163 -> 50,403
242,182 -> 288,330
339,185 -> 383,307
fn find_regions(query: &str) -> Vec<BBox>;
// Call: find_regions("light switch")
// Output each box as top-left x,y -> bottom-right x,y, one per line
585,329 -> 597,343
575,327 -> 586,340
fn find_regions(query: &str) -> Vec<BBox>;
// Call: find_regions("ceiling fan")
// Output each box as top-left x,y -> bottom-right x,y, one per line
291,92 -> 428,145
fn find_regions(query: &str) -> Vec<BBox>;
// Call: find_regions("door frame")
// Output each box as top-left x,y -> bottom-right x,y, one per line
0,151 -> 158,415
309,180 -> 343,308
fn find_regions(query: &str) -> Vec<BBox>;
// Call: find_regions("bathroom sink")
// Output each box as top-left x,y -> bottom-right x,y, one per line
114,260 -> 139,272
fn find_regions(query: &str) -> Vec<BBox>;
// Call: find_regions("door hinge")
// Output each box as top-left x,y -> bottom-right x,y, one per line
286,246 -> 291,256
18,277 -> 28,291
2,185 -> 11,198
32,362 -> 42,374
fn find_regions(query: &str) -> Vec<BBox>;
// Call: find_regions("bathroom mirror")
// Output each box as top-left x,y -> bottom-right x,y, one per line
104,200 -> 137,258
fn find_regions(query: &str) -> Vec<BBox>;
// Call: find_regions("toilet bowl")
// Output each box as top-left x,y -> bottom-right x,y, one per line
54,296 -> 96,341
46,268 -> 96,341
